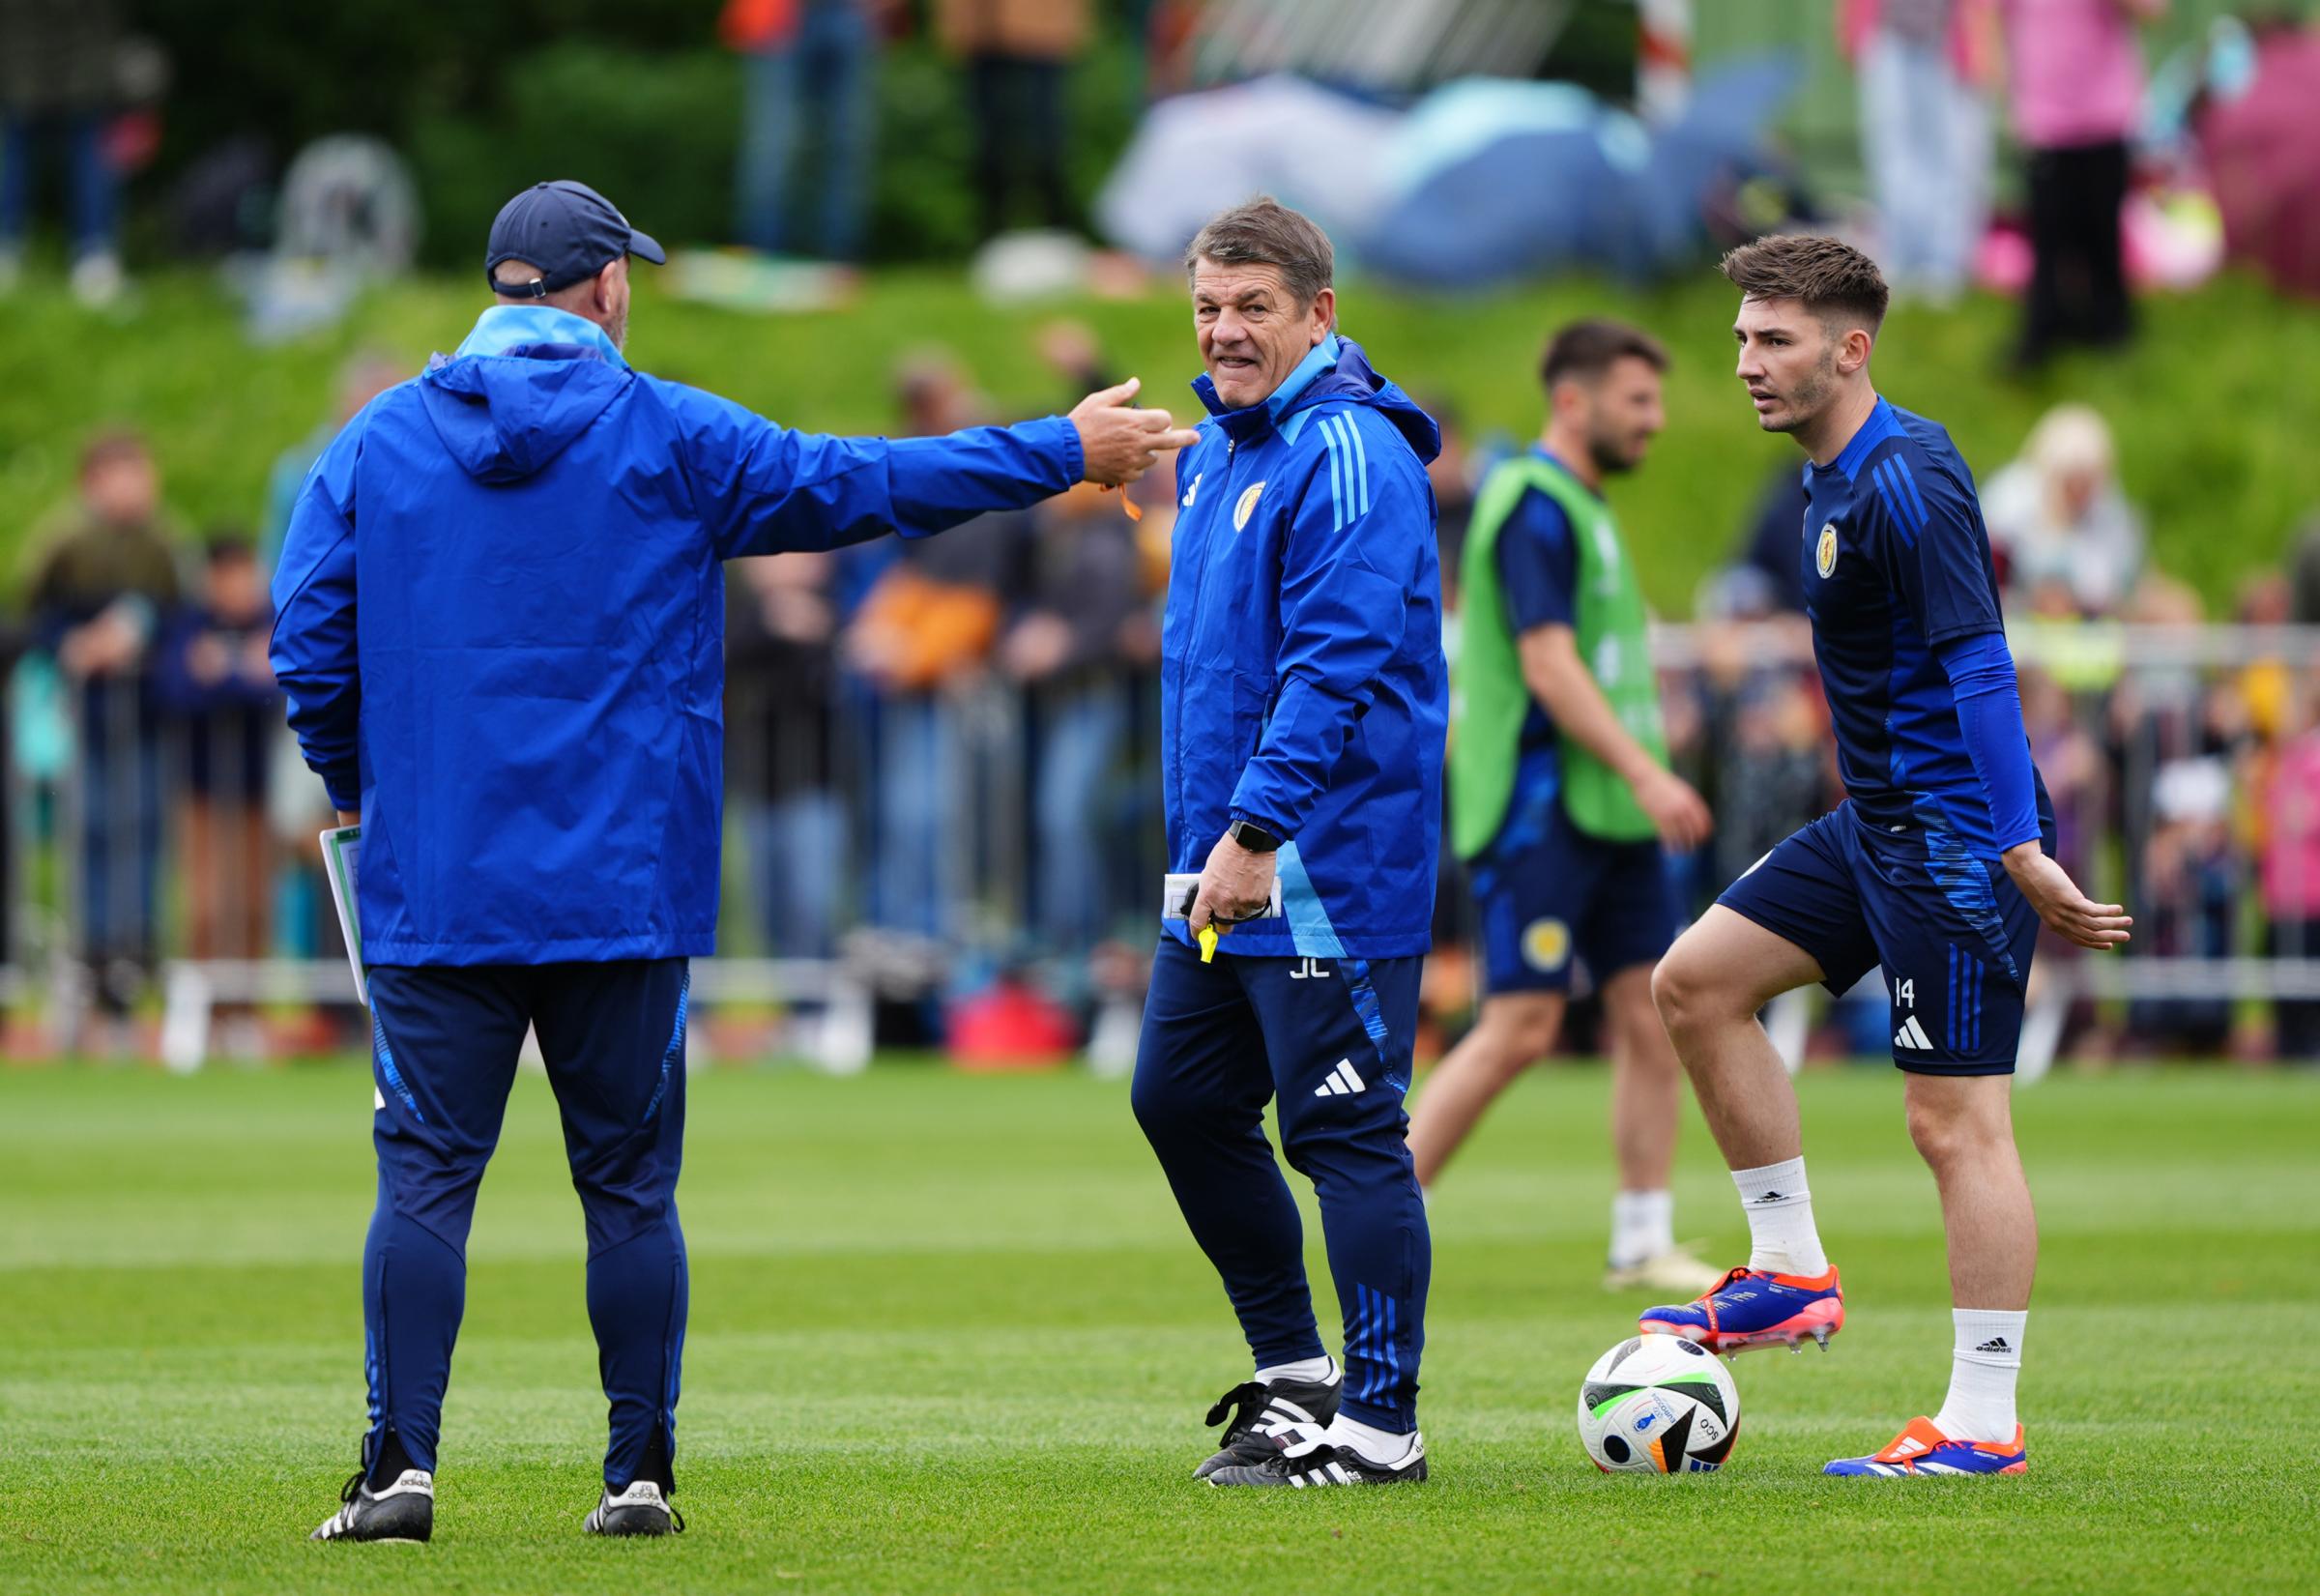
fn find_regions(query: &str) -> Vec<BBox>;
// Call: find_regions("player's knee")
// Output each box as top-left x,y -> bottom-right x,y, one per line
1649,948 -> 1711,1034
1129,1070 -> 1212,1146
1904,1088 -> 2002,1169
1476,1004 -> 1558,1078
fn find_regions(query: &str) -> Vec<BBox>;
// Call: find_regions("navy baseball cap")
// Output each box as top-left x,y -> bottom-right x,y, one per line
484,180 -> 665,296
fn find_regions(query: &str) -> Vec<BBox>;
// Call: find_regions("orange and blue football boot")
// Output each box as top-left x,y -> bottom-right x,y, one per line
1823,1416 -> 2027,1476
1638,1263 -> 1843,1354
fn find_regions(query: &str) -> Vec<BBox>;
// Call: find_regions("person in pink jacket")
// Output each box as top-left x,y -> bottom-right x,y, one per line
1996,0 -> 2167,365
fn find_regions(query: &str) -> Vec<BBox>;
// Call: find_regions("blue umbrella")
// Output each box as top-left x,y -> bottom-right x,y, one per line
1355,55 -> 1802,289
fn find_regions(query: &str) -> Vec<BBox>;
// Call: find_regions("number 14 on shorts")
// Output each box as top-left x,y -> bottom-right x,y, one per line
1891,976 -> 1934,1053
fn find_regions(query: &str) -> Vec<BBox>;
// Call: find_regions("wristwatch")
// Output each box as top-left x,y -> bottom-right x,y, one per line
1228,820 -> 1282,854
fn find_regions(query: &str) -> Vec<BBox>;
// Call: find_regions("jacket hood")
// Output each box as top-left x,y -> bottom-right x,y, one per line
1194,335 -> 1441,465
418,348 -> 631,484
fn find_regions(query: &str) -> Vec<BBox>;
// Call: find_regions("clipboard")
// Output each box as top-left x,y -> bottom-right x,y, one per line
319,825 -> 367,1008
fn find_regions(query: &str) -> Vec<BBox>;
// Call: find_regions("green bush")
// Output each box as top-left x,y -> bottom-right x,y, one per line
3,267 -> 2311,616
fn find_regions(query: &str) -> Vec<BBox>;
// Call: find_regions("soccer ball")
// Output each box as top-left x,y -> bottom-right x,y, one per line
1577,1332 -> 1741,1473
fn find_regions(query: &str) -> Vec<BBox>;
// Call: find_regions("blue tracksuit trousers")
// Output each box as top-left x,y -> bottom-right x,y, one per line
363,959 -> 689,1490
1131,938 -> 1431,1431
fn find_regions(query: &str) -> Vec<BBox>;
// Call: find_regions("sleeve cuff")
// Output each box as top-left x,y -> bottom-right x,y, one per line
324,777 -> 360,813
1227,804 -> 1293,841
1039,414 -> 1084,488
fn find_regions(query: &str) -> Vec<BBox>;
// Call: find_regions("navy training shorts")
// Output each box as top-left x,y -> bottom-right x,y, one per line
1716,802 -> 2046,1075
1467,779 -> 1680,1000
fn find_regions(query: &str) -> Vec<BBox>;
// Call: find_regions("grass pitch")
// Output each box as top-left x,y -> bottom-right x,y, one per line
2,1060 -> 2315,1594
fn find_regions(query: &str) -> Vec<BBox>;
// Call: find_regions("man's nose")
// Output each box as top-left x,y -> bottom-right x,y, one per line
1212,310 -> 1247,345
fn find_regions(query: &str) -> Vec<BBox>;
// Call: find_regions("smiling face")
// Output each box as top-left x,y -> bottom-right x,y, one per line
1731,295 -> 1860,437
1191,259 -> 1334,411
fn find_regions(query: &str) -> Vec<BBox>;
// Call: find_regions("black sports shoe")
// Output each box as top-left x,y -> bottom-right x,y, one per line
1206,1420 -> 1428,1489
1195,1360 -> 1343,1480
310,1467 -> 434,1542
583,1480 -> 683,1536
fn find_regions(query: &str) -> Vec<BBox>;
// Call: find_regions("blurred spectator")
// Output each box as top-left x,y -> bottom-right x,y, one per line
1998,0 -> 2163,366
724,0 -> 885,263
2131,750 -> 2237,1054
1000,480 -> 1143,951
1728,459 -> 1813,616
728,551 -> 849,960
0,0 -> 127,305
261,351 -> 404,574
936,0 -> 1089,239
155,537 -> 277,965
23,430 -> 185,1022
1983,403 -> 2143,615
844,354 -> 1017,939
1842,0 -> 1996,303
1696,628 -> 1831,902
1424,399 -> 1476,606
2291,514 -> 2320,626
2264,682 -> 2320,1059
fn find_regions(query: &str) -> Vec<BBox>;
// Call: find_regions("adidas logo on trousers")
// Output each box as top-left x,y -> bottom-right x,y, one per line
1313,1059 -> 1366,1096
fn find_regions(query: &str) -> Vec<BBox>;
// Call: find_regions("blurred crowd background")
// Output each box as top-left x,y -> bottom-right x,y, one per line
2,0 -> 2316,1071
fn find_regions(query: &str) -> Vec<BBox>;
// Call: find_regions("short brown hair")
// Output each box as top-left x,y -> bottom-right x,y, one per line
79,428 -> 151,479
1184,196 -> 1334,308
1541,318 -> 1668,391
1719,234 -> 1889,333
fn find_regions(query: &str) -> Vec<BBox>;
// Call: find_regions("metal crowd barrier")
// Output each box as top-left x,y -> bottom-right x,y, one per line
3,622 -> 2314,1071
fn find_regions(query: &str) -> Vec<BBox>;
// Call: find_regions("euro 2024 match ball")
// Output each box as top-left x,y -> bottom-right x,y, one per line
1578,1332 -> 1741,1473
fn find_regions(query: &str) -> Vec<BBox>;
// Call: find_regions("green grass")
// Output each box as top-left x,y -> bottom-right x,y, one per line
5,265 -> 2316,614
2,1061 -> 2316,1594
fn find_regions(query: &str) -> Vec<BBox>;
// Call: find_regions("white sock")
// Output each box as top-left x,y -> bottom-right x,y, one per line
1933,1309 -> 2025,1443
1730,1158 -> 1828,1276
1254,1354 -> 1336,1387
1610,1189 -> 1675,1269
1326,1413 -> 1417,1464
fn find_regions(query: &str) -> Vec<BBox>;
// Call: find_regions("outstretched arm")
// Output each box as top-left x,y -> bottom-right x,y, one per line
695,379 -> 1199,560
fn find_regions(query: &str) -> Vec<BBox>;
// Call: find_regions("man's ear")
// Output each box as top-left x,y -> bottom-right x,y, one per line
1310,285 -> 1336,343
1840,326 -> 1874,376
595,260 -> 623,317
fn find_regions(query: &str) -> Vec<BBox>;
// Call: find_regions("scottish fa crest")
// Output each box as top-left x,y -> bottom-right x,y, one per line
1815,523 -> 1839,578
1233,481 -> 1266,532
1522,917 -> 1572,972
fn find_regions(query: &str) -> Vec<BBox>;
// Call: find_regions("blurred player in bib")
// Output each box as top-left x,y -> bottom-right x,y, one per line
1640,235 -> 2132,1479
1407,319 -> 1720,1298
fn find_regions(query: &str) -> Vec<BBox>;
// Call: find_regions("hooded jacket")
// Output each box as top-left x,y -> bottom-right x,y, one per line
271,305 -> 1082,965
1162,334 -> 1445,959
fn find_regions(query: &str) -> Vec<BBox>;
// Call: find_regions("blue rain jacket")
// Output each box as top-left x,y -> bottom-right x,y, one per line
1162,334 -> 1446,958
272,305 -> 1082,965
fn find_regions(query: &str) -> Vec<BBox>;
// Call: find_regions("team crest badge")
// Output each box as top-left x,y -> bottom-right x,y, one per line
1233,481 -> 1266,532
1522,917 -> 1572,973
1815,523 -> 1839,578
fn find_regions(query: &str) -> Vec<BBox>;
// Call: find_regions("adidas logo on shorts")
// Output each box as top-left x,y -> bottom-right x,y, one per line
1894,1016 -> 1934,1051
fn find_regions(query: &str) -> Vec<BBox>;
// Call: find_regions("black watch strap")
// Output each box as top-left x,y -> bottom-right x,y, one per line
1229,820 -> 1282,854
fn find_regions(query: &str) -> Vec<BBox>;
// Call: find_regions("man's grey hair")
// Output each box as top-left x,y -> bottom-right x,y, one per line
1184,196 -> 1334,308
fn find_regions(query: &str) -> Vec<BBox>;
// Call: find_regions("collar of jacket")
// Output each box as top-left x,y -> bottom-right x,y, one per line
453,305 -> 629,369
1192,333 -> 1341,443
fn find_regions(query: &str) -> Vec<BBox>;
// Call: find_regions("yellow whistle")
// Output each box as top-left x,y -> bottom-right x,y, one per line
1198,925 -> 1220,964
